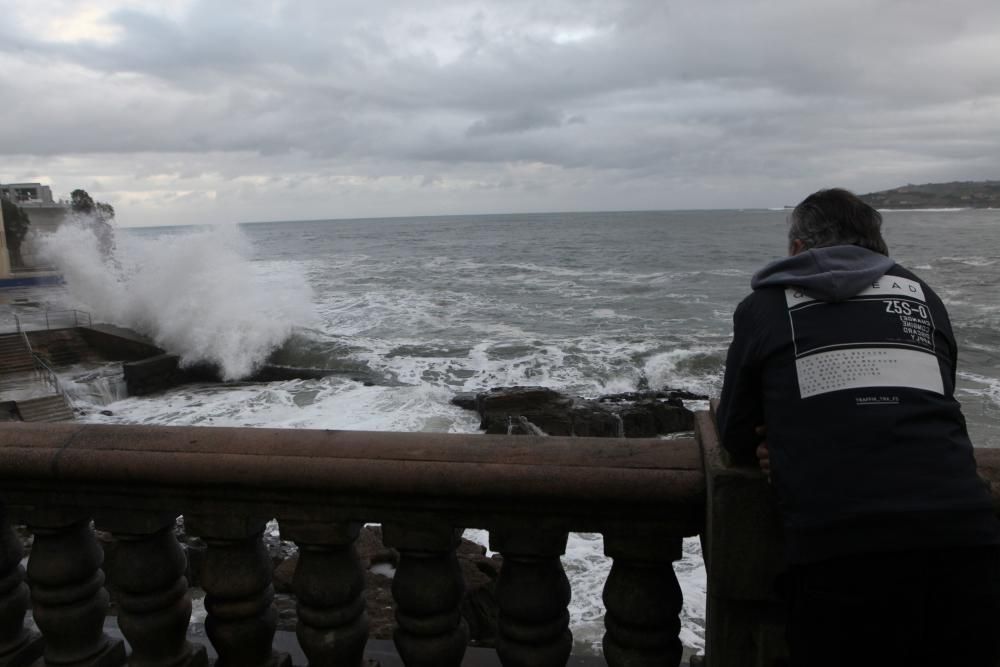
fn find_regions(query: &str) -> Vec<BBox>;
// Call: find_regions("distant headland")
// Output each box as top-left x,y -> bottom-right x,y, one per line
858,180 -> 1000,209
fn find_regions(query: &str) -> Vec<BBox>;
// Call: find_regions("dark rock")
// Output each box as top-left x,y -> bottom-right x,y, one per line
648,400 -> 696,433
476,386 -> 571,435
616,402 -> 659,437
506,415 -> 549,436
262,526 -> 501,645
567,398 -> 623,437
460,385 -> 696,437
450,392 -> 479,410
273,554 -> 297,594
475,386 -> 622,437
263,525 -> 297,565
460,557 -> 498,642
100,410 -> 114,416
96,530 -> 119,587
357,525 -> 399,569
183,538 -> 207,589
598,390 -> 662,403
455,539 -> 502,644
662,388 -> 709,401
365,571 -> 397,639
597,388 -> 708,403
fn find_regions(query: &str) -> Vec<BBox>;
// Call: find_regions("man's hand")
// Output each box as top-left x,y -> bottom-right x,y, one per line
755,424 -> 770,479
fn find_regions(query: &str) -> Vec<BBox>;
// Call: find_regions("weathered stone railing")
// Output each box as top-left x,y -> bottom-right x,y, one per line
0,421 -> 703,667
6,416 -> 999,666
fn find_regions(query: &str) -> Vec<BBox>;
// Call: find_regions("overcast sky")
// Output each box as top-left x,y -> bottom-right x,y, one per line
2,0 -> 999,226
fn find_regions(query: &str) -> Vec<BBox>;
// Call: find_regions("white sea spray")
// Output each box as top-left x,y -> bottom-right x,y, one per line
643,347 -> 725,397
39,224 -> 316,380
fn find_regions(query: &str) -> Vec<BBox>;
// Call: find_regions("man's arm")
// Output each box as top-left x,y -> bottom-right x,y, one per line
716,298 -> 765,465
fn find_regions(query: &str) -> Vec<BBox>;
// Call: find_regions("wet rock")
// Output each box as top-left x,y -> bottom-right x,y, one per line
183,539 -> 207,589
261,525 -> 501,645
96,530 -> 118,586
597,388 -> 709,403
470,386 -> 622,437
456,538 -> 502,644
473,386 -> 571,435
366,571 -> 397,639
454,385 -> 696,437
272,555 -> 298,595
616,402 -> 659,437
451,392 -> 479,411
506,415 -> 549,436
357,525 -> 399,569
647,400 -> 696,433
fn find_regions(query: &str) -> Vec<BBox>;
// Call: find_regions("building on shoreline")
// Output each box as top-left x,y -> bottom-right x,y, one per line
0,181 -> 67,286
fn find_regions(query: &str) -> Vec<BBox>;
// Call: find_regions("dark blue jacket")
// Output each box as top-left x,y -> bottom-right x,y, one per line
717,245 -> 999,563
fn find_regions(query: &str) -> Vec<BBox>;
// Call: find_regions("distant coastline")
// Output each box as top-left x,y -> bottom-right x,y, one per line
859,180 -> 1000,209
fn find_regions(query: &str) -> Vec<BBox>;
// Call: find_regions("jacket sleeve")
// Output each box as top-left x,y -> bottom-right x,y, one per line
716,297 -> 765,465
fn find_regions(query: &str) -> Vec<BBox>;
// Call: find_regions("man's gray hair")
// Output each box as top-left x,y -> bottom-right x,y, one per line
789,188 -> 889,256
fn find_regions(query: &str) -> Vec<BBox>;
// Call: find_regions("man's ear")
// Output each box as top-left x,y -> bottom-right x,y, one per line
789,239 -> 806,256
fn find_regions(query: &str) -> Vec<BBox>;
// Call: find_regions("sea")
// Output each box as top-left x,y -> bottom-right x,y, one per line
5,207 -> 1000,654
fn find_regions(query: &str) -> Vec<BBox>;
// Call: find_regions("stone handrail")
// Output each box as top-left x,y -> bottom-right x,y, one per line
0,421 -> 704,667
6,416 -> 998,666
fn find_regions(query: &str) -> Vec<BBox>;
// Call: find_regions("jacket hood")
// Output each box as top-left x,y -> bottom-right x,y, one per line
751,245 -> 895,302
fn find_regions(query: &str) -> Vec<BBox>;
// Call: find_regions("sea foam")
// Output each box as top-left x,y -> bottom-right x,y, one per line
40,224 -> 316,380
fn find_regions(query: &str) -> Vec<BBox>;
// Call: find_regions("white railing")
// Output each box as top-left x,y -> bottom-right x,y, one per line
10,309 -> 93,333
17,327 -> 75,409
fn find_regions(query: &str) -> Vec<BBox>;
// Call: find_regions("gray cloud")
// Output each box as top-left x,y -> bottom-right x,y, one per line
1,0 -> 999,225
466,108 -> 566,137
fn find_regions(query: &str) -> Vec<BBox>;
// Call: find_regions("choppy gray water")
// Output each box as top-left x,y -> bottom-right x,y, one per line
10,207 -> 1000,653
237,208 -> 999,446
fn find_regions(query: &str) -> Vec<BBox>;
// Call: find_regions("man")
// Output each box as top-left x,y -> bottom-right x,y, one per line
717,188 -> 1000,666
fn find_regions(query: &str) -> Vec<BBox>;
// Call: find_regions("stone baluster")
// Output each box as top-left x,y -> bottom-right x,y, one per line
0,505 -> 43,666
602,533 -> 684,667
25,515 -> 125,667
279,520 -> 368,667
101,512 -> 207,667
491,529 -> 571,667
183,516 -> 289,667
382,523 -> 467,667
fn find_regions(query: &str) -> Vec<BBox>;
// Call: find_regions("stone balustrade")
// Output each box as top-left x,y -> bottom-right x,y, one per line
0,421 -> 703,667
4,416 -> 999,667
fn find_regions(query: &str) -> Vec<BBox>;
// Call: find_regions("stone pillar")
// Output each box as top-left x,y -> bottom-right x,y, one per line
101,512 -> 207,667
0,505 -> 43,667
382,523 -> 467,667
698,408 -> 788,667
25,516 -> 125,667
602,533 -> 684,667
184,517 -> 289,667
279,520 -> 368,667
491,528 -> 571,667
